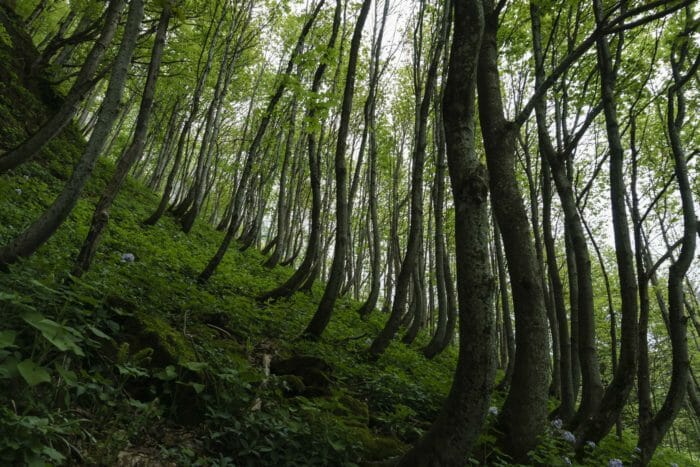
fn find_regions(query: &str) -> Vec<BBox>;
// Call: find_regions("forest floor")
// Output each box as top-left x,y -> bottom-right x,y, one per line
0,8 -> 696,467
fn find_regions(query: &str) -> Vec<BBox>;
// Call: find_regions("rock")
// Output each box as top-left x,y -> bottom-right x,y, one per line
280,374 -> 306,396
335,393 -> 370,427
271,355 -> 333,397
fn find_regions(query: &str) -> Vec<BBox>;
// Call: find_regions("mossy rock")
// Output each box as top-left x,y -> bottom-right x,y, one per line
271,355 -> 334,396
334,393 -> 370,427
118,312 -> 195,368
348,426 -> 406,463
279,374 -> 306,396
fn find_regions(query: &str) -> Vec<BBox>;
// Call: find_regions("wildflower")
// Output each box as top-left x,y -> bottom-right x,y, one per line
121,253 -> 135,263
586,440 -> 596,449
551,418 -> 563,430
670,463 -> 678,467
488,406 -> 498,416
608,459 -> 624,467
561,430 -> 576,443
634,447 -> 641,454
14,188 -> 22,195
562,456 -> 572,465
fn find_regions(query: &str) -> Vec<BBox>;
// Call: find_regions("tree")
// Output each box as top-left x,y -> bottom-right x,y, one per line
303,0 -> 371,339
0,0 -> 144,267
397,0 -> 495,463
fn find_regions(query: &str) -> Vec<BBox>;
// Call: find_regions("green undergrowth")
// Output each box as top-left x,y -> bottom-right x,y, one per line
0,9 -> 695,466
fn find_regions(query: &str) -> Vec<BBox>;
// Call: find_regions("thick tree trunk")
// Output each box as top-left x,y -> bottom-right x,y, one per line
397,1 -> 494,463
477,2 -> 549,460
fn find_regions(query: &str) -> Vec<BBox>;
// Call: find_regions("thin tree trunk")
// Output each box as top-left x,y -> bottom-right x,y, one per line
303,0 -> 371,338
0,0 -> 144,266
0,0 -> 127,173
72,3 -> 171,276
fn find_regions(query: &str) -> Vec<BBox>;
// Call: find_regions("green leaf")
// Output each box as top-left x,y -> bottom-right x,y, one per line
17,359 -> 51,386
88,325 -> 110,340
22,312 -> 84,356
181,361 -> 207,372
0,330 -> 16,349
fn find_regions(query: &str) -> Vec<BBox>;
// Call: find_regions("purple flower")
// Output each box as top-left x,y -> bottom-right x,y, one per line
488,406 -> 498,416
586,440 -> 596,449
608,459 -> 624,467
561,430 -> 576,443
551,418 -> 563,430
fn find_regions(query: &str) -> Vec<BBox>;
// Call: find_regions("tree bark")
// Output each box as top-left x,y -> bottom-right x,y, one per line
72,3 -> 171,277
397,1 -> 494,463
0,0 -> 126,173
0,0 -> 144,266
477,1 -> 549,459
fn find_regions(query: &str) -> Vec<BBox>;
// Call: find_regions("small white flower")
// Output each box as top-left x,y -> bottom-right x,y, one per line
121,252 -> 135,263
364,338 -> 372,345
551,418 -> 563,430
670,463 -> 678,467
561,430 -> 576,443
488,406 -> 498,416
586,440 -> 596,449
14,188 -> 22,195
562,456 -> 572,465
608,459 -> 624,467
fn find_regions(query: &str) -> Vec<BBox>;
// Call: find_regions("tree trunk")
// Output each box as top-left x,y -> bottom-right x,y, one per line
369,0 -> 445,357
303,0 -> 371,338
477,1 -> 549,459
0,0 -> 126,173
200,0 -> 325,282
72,3 -> 171,277
0,0 -> 144,266
397,1 -> 494,462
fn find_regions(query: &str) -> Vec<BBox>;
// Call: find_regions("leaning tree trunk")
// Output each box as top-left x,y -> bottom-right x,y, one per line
200,0 -> 326,283
0,0 -> 144,266
357,0 -> 390,317
477,1 -> 549,460
369,0 -> 446,357
72,3 -> 171,277
636,24 -> 697,465
574,0 -> 639,449
303,0 -> 371,339
255,3 -> 339,298
397,1 -> 494,463
0,0 -> 126,174
143,0 -> 227,226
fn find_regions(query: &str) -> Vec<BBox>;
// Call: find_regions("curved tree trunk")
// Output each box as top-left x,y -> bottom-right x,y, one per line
0,0 -> 126,173
397,1 -> 494,463
0,0 -> 144,266
369,0 -> 446,357
303,0 -> 371,339
72,3 -> 171,277
477,1 -> 549,460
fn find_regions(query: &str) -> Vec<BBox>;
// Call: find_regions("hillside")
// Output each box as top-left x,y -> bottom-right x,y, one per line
1,1 -> 698,466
